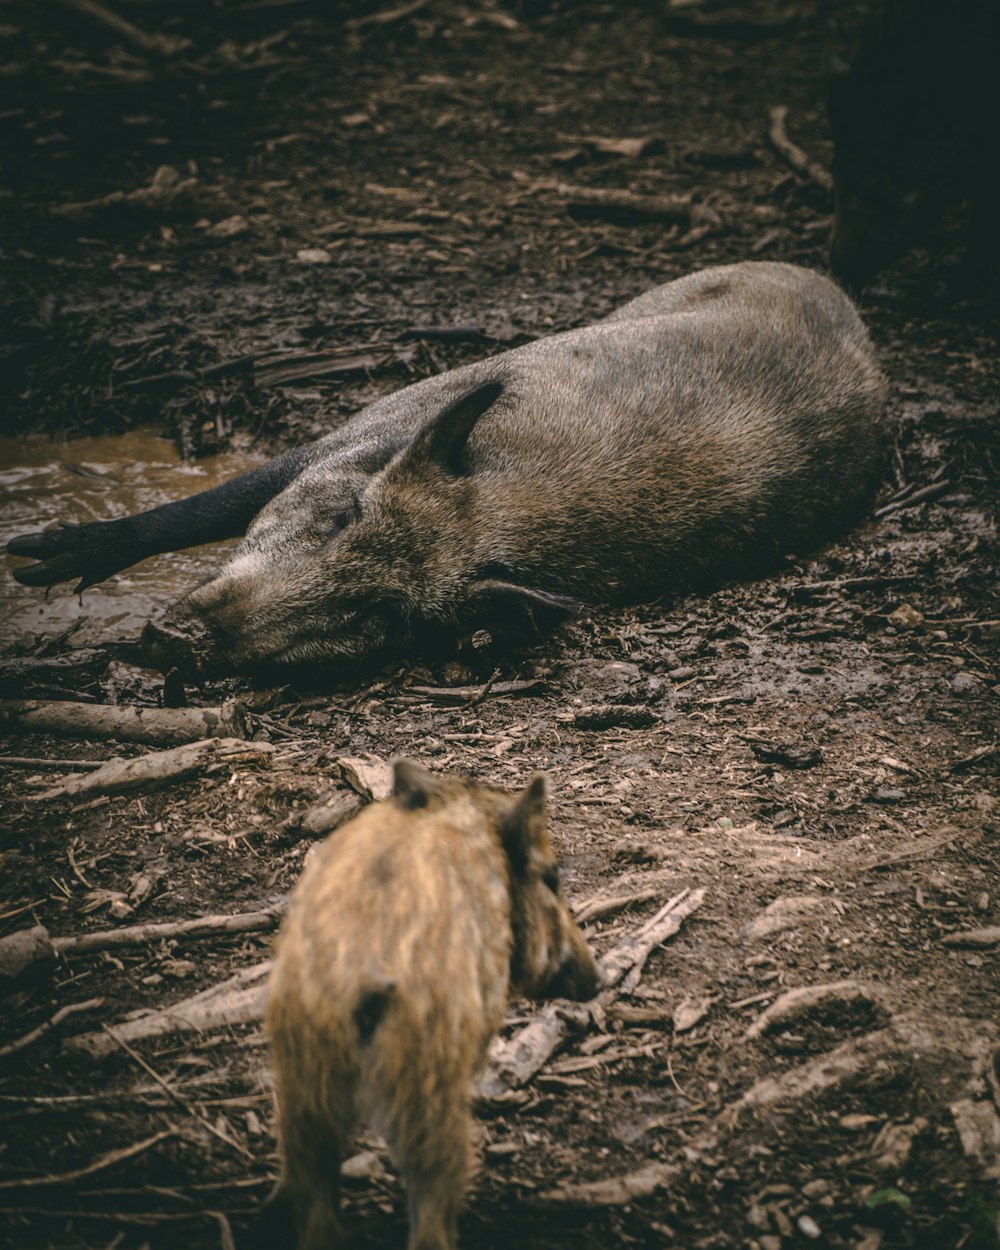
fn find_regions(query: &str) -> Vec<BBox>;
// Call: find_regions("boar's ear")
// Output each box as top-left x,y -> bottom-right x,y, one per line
403,379 -> 504,477
392,759 -> 444,810
501,773 -> 548,876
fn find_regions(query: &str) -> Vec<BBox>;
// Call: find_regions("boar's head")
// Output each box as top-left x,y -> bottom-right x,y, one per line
141,379 -> 577,675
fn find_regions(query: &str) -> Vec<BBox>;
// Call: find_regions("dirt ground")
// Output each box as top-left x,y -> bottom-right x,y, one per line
1,2 -> 998,1249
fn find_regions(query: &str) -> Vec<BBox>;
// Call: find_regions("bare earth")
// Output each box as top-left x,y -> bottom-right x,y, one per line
0,3 -> 997,1250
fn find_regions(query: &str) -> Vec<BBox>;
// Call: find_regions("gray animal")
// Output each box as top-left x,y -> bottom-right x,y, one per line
8,262 -> 887,674
266,759 -> 600,1250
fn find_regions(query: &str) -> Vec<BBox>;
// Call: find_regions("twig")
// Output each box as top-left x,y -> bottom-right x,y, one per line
874,479 -> 954,518
549,182 -> 721,228
53,907 -> 284,958
0,699 -> 248,747
767,105 -> 833,191
465,668 -> 502,709
30,738 -> 274,803
346,0 -> 429,30
66,961 -> 273,1057
99,1026 -> 253,1160
59,0 -> 189,56
0,997 -> 104,1060
0,1128 -> 176,1190
404,679 -> 546,705
0,756 -> 102,772
863,830 -> 965,871
575,888 -> 662,925
479,888 -> 705,1097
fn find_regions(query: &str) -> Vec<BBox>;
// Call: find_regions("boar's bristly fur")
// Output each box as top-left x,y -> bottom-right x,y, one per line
265,761 -> 600,1250
134,261 -> 885,672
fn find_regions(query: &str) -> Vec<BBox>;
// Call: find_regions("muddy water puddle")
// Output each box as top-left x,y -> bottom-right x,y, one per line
0,430 -> 266,651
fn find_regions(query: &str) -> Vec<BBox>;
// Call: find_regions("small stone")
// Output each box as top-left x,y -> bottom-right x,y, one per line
976,893 -> 990,912
296,247 -> 332,265
872,786 -> 906,804
759,1237 -> 782,1250
747,1203 -> 770,1231
798,1214 -> 821,1239
802,1179 -> 830,1199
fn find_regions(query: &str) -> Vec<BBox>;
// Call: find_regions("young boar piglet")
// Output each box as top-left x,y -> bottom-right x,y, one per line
266,760 -> 601,1250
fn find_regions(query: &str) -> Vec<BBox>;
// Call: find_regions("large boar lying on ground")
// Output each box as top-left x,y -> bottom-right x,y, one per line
265,760 -> 600,1250
8,262 -> 887,675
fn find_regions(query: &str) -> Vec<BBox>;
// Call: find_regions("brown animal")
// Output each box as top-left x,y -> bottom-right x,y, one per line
265,760 -> 601,1250
8,263 -> 888,676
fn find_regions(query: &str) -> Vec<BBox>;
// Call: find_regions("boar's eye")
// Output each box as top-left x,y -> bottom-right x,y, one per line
541,866 -> 561,895
330,500 -> 361,536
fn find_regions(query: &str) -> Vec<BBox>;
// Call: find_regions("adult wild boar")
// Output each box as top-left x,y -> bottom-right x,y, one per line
8,262 -> 887,674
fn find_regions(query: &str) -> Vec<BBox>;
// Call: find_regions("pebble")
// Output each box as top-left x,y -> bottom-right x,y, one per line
747,1203 -> 770,1231
798,1214 -> 821,1239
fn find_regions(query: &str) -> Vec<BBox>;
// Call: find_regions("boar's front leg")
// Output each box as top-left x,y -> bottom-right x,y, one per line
6,444 -> 313,592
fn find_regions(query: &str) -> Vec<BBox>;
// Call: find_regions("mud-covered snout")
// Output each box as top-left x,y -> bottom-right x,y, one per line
140,610 -> 225,678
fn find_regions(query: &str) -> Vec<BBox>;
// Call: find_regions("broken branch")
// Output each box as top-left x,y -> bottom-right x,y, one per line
29,737 -> 274,803
0,698 -> 248,747
767,105 -> 833,191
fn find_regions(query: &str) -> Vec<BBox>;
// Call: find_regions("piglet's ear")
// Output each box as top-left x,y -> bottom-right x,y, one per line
501,773 -> 548,876
392,759 -> 443,810
402,379 -> 504,477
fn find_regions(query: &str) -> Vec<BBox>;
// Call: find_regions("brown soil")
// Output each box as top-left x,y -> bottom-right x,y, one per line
1,3 -> 998,1250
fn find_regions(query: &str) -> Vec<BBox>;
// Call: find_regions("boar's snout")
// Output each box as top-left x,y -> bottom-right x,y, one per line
140,613 -> 221,677
547,936 -> 603,1002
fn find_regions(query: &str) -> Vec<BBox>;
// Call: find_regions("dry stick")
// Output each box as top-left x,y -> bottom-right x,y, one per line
30,738 -> 275,803
0,700 -> 248,747
0,997 -> 104,1061
67,961 -> 274,1057
874,479 -> 954,517
767,105 -> 833,191
479,888 -> 705,1097
59,0 -> 188,56
405,679 -> 546,704
0,756 -> 101,772
346,0 -> 430,30
0,1128 -> 176,1190
863,829 -> 965,871
575,887 -> 663,925
53,908 -> 284,958
99,1026 -> 254,1161
465,667 -> 502,709
549,182 -> 719,227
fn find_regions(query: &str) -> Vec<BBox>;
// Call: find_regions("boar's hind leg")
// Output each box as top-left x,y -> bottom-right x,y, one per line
6,444 -> 312,592
279,1115 -> 348,1250
398,1101 -> 472,1250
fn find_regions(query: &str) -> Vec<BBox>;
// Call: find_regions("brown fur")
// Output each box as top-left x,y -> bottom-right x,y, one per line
265,761 -> 600,1250
142,262 -> 888,674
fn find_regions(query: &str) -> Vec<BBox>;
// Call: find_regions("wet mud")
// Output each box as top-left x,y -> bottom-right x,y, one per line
0,432 -> 263,647
0,3 -> 998,1250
